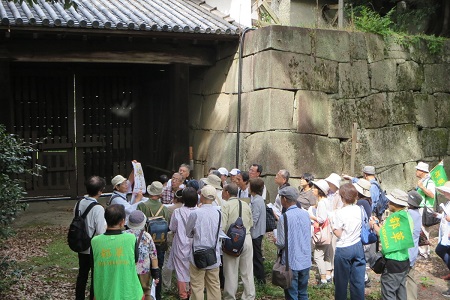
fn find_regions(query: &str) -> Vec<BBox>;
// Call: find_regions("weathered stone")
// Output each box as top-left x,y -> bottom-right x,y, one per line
339,60 -> 371,98
188,94 -> 203,129
370,60 -> 397,91
242,55 -> 254,93
423,64 -> 450,93
388,92 -> 416,125
314,29 -> 350,62
243,26 -> 312,56
201,58 -> 233,95
296,90 -> 330,135
377,164 -> 409,192
329,99 -> 357,138
223,58 -> 238,94
365,33 -> 385,63
356,93 -> 389,129
217,42 -> 239,61
385,39 -> 409,60
397,61 -> 423,91
241,89 -> 295,132
404,162 -> 419,191
409,39 -> 437,64
242,131 -> 343,178
349,32 -> 368,61
358,125 -> 422,166
419,128 -> 449,157
253,50 -> 338,93
200,94 -> 231,131
438,93 -> 450,126
414,94 -> 436,128
227,94 -> 238,132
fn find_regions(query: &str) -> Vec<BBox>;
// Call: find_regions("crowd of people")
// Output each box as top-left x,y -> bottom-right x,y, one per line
73,160 -> 450,300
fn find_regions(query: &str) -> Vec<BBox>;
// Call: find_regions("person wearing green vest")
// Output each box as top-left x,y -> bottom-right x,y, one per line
370,189 -> 414,300
415,161 -> 436,259
91,204 -> 143,300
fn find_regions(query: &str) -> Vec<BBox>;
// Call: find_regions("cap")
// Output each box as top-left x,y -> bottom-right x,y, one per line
218,167 -> 229,177
353,179 -> 371,198
278,186 -> 299,201
325,173 -> 341,189
128,210 -> 147,230
362,166 -> 376,175
386,189 -> 409,207
407,190 -> 422,208
147,181 -> 163,196
201,185 -> 217,200
201,174 -> 223,190
415,162 -> 429,173
230,168 -> 241,176
312,179 -> 330,195
111,175 -> 127,187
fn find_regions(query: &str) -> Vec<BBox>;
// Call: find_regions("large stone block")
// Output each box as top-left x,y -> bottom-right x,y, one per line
356,93 -> 389,129
296,90 -> 330,135
240,89 -> 295,132
201,58 -> 234,95
253,50 -> 338,93
365,33 -> 385,63
329,99 -> 357,139
385,39 -> 409,60
314,29 -> 350,62
188,94 -> 203,129
243,25 -> 312,57
377,164 -> 408,192
370,60 -> 397,91
216,42 -> 239,61
339,60 -> 371,98
397,61 -> 423,91
423,64 -> 450,93
419,128 -> 449,158
409,39 -> 437,64
388,92 -> 416,125
436,93 -> 450,127
414,93 -> 436,128
242,131 -> 343,178
242,55 -> 254,93
200,94 -> 231,131
223,58 -> 238,94
350,32 -> 368,61
358,125 -> 422,167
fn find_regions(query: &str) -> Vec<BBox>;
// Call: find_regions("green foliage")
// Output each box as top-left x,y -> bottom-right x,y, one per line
0,256 -> 23,295
353,6 -> 394,36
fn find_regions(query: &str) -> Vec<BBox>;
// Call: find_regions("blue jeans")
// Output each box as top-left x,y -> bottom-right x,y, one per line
284,267 -> 310,300
334,242 -> 366,300
436,243 -> 450,270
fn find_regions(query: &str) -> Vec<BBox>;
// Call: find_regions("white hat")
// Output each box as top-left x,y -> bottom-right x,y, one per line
386,189 -> 409,207
218,167 -> 229,177
128,210 -> 147,230
201,174 -> 223,190
111,175 -> 127,187
230,168 -> 241,176
325,173 -> 341,189
415,162 -> 429,173
201,185 -> 217,200
147,181 -> 163,196
353,179 -> 371,198
436,181 -> 450,195
312,179 -> 330,195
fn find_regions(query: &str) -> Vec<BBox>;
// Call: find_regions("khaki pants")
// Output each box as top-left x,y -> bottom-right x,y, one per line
314,244 -> 333,276
189,263 -> 221,300
223,235 -> 255,300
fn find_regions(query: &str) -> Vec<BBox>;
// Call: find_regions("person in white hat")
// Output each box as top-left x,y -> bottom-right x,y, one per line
201,174 -> 223,206
415,161 -> 436,259
434,182 -> 450,297
217,167 -> 229,187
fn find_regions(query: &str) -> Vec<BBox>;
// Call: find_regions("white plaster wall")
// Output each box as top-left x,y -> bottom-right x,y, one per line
205,0 -> 252,27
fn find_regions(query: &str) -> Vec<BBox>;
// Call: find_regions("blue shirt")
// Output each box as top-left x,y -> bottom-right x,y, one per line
276,205 -> 312,271
408,208 -> 421,266
352,178 -> 381,212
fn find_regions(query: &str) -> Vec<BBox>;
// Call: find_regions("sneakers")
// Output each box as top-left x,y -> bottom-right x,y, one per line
365,278 -> 371,288
442,290 -> 450,297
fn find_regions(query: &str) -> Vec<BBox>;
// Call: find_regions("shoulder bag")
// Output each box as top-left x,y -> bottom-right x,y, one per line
272,213 -> 293,289
193,210 -> 221,269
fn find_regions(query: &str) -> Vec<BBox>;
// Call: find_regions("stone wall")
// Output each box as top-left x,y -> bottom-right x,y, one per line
189,25 -> 450,199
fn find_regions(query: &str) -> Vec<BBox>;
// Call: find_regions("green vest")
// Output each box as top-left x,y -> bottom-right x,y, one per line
381,211 -> 414,261
418,178 -> 435,208
91,232 -> 143,300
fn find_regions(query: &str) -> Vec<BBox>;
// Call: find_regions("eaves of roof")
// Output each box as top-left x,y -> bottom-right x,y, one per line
0,0 -> 244,37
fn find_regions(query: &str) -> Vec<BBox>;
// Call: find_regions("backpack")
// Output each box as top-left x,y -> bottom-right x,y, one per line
372,181 -> 389,219
222,200 -> 246,257
360,206 -> 377,245
266,206 -> 277,232
146,204 -> 169,246
68,200 -> 100,252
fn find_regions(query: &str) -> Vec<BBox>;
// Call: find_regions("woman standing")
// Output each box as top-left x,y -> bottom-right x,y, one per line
310,179 -> 333,285
434,182 -> 450,297
332,183 -> 366,300
167,187 -> 198,300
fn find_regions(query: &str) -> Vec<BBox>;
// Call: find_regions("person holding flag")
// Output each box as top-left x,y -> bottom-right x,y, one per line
370,189 -> 414,300
434,182 -> 450,296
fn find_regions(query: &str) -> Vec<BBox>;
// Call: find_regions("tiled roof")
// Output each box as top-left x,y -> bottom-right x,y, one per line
0,0 -> 242,35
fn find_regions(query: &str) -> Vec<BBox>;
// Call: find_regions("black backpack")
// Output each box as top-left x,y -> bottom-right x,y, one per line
372,181 -> 389,219
68,200 -> 100,252
222,200 -> 246,257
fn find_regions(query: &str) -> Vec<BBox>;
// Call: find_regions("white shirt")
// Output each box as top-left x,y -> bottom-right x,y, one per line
333,205 -> 362,248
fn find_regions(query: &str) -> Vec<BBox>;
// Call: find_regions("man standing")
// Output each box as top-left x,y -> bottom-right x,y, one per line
218,167 -> 229,187
237,171 -> 250,199
91,204 -> 144,300
75,176 -> 106,300
109,174 -> 143,224
275,186 -> 312,299
273,169 -> 290,213
415,161 -> 436,259
221,183 -> 255,300
343,166 -> 382,213
179,163 -> 191,184
249,164 -> 268,201
162,172 -> 183,204
186,185 -> 222,300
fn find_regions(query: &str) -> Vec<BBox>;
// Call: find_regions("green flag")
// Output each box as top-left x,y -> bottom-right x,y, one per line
380,210 -> 413,255
431,160 -> 448,187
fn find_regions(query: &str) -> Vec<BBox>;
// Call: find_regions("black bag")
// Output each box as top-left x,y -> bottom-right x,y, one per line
67,200 -> 100,252
223,200 -> 246,257
193,210 -> 221,269
370,252 -> 386,274
272,213 -> 293,289
266,206 -> 277,232
422,206 -> 440,227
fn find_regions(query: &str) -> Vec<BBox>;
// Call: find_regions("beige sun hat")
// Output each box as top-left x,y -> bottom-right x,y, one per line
415,162 -> 430,173
353,179 -> 372,198
312,179 -> 330,195
201,185 -> 217,200
201,174 -> 223,190
325,173 -> 341,189
147,181 -> 163,196
111,175 -> 127,187
386,189 -> 409,207
127,210 -> 147,230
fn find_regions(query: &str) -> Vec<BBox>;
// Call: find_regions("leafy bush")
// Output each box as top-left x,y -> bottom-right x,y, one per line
353,6 -> 394,36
